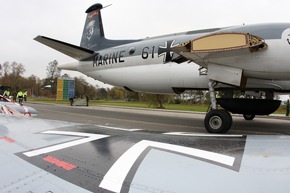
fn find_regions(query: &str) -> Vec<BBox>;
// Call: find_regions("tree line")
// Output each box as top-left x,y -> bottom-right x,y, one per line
0,61 -> 100,99
0,61 -> 208,108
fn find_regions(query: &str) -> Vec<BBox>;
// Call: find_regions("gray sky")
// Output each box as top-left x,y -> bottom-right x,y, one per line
1,0 -> 290,87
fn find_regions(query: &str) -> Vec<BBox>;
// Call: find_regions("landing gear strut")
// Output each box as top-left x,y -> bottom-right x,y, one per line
204,80 -> 232,133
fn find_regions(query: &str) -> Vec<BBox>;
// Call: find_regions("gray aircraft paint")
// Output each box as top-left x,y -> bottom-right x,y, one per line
0,114 -> 289,192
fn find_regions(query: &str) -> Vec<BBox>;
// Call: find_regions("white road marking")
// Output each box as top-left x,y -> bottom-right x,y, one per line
99,140 -> 235,192
164,132 -> 243,137
95,125 -> 142,131
23,131 -> 109,157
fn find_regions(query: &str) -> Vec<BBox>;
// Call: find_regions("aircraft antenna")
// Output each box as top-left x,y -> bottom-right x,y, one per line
102,4 -> 112,9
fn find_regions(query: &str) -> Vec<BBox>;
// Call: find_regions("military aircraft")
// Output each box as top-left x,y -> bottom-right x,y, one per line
35,3 -> 290,133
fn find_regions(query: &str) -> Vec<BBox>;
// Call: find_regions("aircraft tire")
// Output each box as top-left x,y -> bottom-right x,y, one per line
243,114 -> 255,120
204,109 -> 232,133
221,110 -> 233,132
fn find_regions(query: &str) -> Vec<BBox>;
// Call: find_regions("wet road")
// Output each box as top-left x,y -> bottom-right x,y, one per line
27,102 -> 290,135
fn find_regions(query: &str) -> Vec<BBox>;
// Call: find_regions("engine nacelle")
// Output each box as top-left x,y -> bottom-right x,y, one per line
217,98 -> 281,115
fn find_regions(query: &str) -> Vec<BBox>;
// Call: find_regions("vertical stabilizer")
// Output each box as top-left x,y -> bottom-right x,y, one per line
80,3 -> 139,51
80,3 -> 104,50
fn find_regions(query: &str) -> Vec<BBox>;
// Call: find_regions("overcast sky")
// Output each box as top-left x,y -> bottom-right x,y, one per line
1,0 -> 290,87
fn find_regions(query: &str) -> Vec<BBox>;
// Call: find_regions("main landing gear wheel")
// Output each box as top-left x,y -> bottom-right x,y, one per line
204,109 -> 232,133
243,114 -> 255,120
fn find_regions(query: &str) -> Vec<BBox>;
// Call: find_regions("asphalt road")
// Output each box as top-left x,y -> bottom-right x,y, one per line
27,102 -> 290,135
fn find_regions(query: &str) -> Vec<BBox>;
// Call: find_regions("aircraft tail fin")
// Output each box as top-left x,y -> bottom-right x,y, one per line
35,3 -> 138,58
80,3 -> 138,51
80,3 -> 104,50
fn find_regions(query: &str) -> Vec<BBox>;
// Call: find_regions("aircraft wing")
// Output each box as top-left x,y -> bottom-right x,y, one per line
34,36 -> 95,61
171,32 -> 267,64
1,111 -> 290,192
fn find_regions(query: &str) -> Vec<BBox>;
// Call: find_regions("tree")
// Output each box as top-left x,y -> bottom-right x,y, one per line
2,62 -> 10,77
126,90 -> 139,101
0,61 -> 44,99
43,60 -> 62,97
0,61 -> 26,91
11,61 -> 25,77
1,62 -> 11,85
140,93 -> 173,108
75,77 -> 86,98
84,84 -> 98,99
73,76 -> 98,99
46,60 -> 61,80
26,75 -> 42,97
108,87 -> 125,100
96,88 -> 108,99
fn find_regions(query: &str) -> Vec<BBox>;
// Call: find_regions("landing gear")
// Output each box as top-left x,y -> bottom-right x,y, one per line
204,80 -> 233,133
203,80 -> 281,133
243,114 -> 255,120
204,109 -> 232,133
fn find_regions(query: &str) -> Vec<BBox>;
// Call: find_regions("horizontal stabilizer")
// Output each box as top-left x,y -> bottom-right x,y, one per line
34,36 -> 95,61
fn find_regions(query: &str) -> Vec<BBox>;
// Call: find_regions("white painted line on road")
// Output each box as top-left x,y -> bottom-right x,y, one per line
95,125 -> 142,131
164,132 -> 243,137
23,131 -> 110,157
99,140 -> 235,192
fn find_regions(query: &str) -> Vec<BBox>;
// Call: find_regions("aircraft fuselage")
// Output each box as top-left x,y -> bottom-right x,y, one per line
61,23 -> 290,94
36,3 -> 290,133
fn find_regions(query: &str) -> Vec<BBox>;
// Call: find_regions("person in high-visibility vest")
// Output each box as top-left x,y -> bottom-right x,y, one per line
3,89 -> 10,97
16,90 -> 24,105
3,89 -> 10,101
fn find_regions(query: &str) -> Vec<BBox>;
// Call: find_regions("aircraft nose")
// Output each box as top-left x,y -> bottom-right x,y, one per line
57,62 -> 79,71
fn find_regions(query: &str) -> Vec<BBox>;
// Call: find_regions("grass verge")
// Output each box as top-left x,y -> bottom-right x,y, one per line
28,97 -> 287,114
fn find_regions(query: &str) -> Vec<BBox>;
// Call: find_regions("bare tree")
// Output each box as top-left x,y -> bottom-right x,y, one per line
2,62 -> 11,76
11,61 -> 25,76
46,60 -> 61,80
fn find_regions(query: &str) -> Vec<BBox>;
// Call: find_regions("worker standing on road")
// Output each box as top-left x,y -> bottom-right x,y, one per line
17,90 -> 24,105
286,99 -> 290,116
3,89 -> 10,101
3,89 -> 10,98
23,90 -> 28,101
86,95 -> 89,106
69,97 -> 74,106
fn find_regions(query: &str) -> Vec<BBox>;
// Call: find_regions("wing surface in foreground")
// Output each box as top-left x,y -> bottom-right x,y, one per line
0,115 -> 289,192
